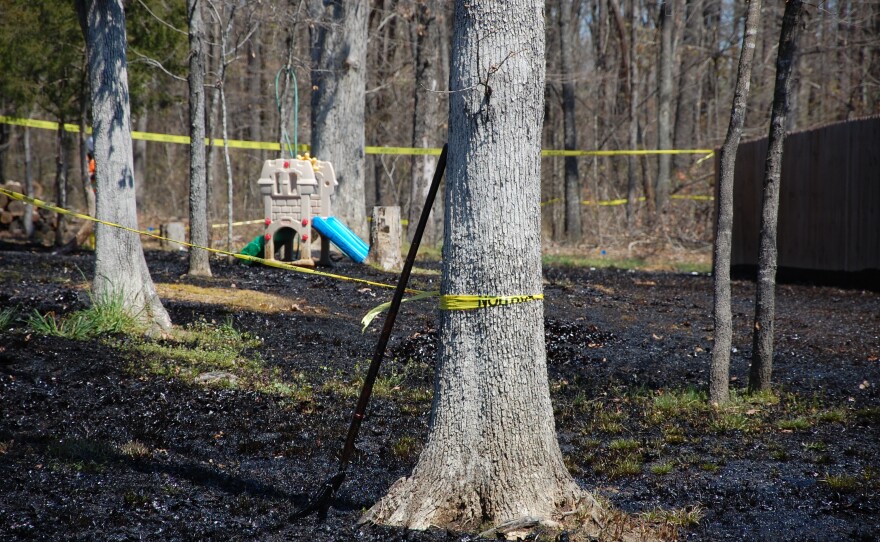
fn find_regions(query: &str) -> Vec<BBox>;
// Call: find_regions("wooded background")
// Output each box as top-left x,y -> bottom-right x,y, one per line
0,0 -> 877,249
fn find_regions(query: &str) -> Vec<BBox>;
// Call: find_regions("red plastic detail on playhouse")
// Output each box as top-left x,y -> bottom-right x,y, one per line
301,218 -> 309,226
301,234 -> 309,242
265,217 -> 272,226
264,233 -> 271,241
283,161 -> 289,169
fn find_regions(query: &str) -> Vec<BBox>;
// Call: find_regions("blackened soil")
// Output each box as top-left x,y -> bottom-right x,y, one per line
1,247 -> 878,541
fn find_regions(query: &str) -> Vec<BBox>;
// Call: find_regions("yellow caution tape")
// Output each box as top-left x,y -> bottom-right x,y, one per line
439,294 -> 543,310
1,116 -> 716,158
211,219 -> 265,228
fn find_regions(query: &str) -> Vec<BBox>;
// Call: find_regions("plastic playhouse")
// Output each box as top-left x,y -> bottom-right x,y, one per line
239,155 -> 368,266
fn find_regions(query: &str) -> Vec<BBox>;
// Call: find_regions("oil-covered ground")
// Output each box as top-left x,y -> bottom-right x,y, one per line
1,245 -> 878,541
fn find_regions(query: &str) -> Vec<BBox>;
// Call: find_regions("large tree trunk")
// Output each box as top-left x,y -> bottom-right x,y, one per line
407,0 -> 443,246
655,0 -> 674,214
75,0 -> 171,332
709,0 -> 762,406
187,0 -> 211,277
364,0 -> 596,531
559,0 -> 582,244
749,0 -> 804,393
309,0 -> 368,239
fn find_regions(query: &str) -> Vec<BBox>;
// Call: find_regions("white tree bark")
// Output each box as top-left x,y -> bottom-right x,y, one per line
76,0 -> 171,332
364,1 -> 596,531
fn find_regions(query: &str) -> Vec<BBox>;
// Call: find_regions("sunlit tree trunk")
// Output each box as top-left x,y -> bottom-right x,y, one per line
710,0 -> 762,406
309,0 -> 368,238
75,0 -> 171,332
364,0 -> 598,531
749,0 -> 804,394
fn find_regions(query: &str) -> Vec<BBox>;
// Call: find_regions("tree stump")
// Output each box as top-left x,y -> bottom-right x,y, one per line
366,206 -> 403,271
160,222 -> 187,251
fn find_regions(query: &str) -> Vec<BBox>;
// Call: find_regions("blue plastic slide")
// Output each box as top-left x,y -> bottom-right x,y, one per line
312,216 -> 369,263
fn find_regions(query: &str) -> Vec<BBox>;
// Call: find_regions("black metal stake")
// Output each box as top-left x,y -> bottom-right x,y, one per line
292,143 -> 448,520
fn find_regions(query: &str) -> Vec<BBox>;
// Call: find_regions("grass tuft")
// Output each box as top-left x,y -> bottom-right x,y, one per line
0,306 -> 16,329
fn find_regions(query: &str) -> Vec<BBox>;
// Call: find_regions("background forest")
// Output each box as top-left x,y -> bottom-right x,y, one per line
0,0 -> 877,252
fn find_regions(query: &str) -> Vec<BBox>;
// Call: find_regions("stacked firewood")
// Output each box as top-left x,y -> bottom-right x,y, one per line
0,180 -> 54,242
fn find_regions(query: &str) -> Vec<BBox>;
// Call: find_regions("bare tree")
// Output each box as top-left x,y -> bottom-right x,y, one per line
559,0 -> 582,243
309,0 -> 369,239
187,0 -> 211,276
407,0 -> 444,246
75,0 -> 171,332
749,0 -> 805,394
709,0 -> 763,406
363,0 -> 601,531
655,0 -> 674,214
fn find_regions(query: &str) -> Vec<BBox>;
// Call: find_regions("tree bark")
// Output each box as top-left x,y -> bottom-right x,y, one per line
364,1 -> 597,531
407,0 -> 443,246
655,0 -> 674,214
23,125 -> 34,239
75,0 -> 171,332
672,0 -> 703,176
626,0 -> 640,230
559,0 -> 582,244
709,0 -> 762,406
309,0 -> 368,239
187,0 -> 211,276
749,0 -> 804,394
53,124 -> 70,246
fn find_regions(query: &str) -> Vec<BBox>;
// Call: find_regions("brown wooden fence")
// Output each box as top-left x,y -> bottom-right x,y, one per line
717,116 -> 880,272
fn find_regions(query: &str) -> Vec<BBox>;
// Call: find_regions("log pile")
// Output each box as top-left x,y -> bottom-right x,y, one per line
0,180 -> 55,243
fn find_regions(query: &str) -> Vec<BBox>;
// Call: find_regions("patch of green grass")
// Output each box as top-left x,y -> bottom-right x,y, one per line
670,261 -> 712,274
130,319 -> 313,404
817,408 -> 848,423
822,474 -> 861,492
650,461 -> 675,475
855,407 -> 880,424
768,443 -> 790,461
661,425 -> 687,445
652,388 -> 707,417
710,411 -> 753,433
582,407 -> 628,434
390,436 -> 421,459
0,306 -> 16,329
700,462 -> 720,473
803,441 -> 827,452
777,416 -> 812,431
608,438 -> 640,452
28,292 -> 143,340
603,456 -> 643,479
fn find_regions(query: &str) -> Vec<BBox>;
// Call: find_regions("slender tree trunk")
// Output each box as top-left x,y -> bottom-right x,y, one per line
75,0 -> 171,332
364,0 -> 599,531
407,0 -> 442,246
23,126 -> 34,238
309,0 -> 368,239
53,124 -> 70,246
559,0 -> 582,244
655,0 -> 674,214
709,0 -> 762,406
749,0 -> 804,394
133,110 -> 147,209
187,0 -> 211,276
673,0 -> 703,176
626,0 -> 640,229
